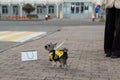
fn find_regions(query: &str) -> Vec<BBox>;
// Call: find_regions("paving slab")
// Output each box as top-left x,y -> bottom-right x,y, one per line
0,25 -> 120,80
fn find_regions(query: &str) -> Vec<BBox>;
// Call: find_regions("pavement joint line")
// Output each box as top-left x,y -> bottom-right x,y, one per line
0,29 -> 61,53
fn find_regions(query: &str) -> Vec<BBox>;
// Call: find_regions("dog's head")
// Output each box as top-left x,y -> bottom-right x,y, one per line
44,42 -> 57,51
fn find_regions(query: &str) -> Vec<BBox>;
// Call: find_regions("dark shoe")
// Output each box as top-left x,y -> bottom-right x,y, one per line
106,54 -> 111,57
111,55 -> 119,58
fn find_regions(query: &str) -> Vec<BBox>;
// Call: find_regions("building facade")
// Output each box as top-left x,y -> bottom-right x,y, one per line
0,0 -> 93,19
63,0 -> 92,18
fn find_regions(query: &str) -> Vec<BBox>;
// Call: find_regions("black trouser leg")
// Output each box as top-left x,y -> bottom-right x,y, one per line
104,8 -> 115,55
112,9 -> 120,56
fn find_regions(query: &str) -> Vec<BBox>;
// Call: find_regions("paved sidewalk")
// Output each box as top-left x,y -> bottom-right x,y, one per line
0,25 -> 120,80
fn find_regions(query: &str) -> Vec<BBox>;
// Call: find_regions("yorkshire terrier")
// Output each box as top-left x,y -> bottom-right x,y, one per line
44,42 -> 68,68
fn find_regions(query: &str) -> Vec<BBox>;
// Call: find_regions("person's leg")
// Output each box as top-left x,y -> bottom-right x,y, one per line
111,8 -> 120,57
104,7 -> 116,57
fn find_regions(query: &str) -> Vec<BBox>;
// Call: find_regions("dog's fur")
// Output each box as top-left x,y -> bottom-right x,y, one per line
44,42 -> 68,68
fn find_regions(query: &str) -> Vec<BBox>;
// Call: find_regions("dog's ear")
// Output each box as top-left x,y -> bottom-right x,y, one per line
47,42 -> 57,50
50,42 -> 54,48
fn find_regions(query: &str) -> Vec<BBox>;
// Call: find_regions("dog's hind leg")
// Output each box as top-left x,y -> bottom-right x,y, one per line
56,61 -> 61,67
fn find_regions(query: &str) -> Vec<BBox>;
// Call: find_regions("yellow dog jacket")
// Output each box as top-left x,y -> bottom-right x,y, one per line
49,50 -> 64,61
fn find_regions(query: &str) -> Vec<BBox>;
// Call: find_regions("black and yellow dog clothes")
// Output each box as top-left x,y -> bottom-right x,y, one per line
45,43 -> 68,68
49,49 -> 68,66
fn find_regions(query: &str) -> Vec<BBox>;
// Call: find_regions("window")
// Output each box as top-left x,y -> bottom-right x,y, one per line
71,2 -> 80,14
71,3 -> 75,13
71,6 -> 75,13
70,2 -> 90,14
81,3 -> 84,13
76,2 -> 80,6
37,6 -> 42,14
48,6 -> 54,14
84,3 -> 89,10
84,3 -> 90,13
37,5 -> 46,14
76,7 -> 79,13
42,6 -> 46,14
2,6 -> 8,14
85,6 -> 89,10
13,6 -> 18,15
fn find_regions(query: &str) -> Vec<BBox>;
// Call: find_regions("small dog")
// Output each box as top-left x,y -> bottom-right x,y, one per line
44,42 -> 68,68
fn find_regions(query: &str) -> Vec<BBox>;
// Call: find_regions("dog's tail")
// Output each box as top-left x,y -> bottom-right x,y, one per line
62,48 -> 68,53
60,48 -> 68,59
